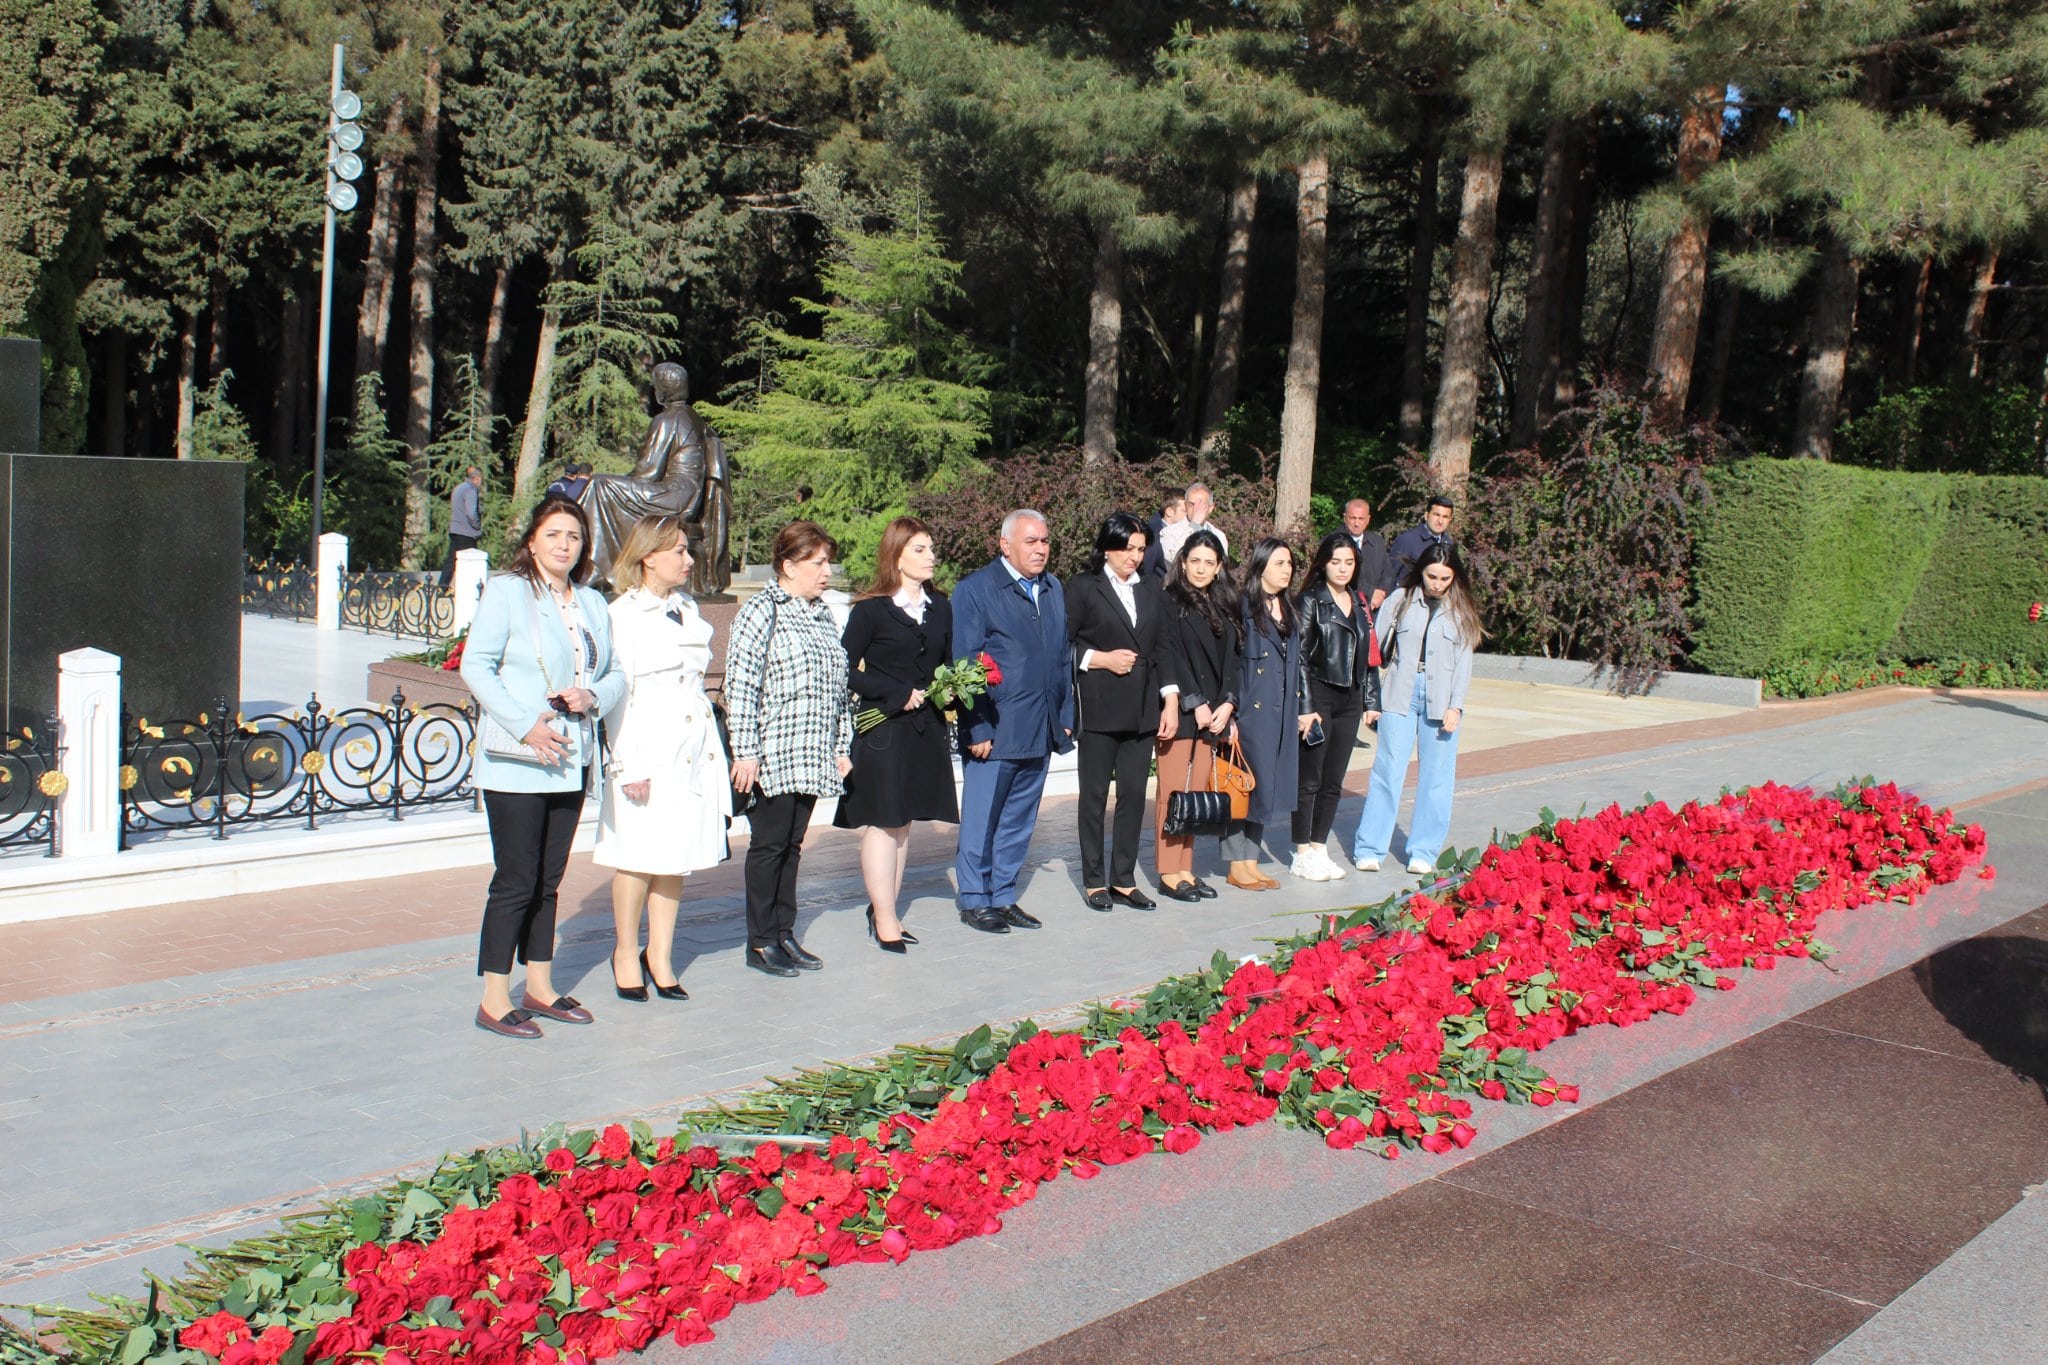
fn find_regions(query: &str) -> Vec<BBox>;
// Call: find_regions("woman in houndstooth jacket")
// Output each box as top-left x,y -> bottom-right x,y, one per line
724,521 -> 853,979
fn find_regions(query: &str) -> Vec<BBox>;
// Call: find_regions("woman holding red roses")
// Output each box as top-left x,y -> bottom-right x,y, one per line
834,516 -> 958,951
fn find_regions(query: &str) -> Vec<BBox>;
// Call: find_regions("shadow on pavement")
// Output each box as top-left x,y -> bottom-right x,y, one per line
1916,930 -> 2048,1101
1929,690 -> 2048,726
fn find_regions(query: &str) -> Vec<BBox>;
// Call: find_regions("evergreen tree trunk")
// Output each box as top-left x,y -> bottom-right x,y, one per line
1646,87 -> 1724,428
268,288 -> 307,466
1276,154 -> 1329,535
1553,131 -> 1598,410
1082,219 -> 1123,466
96,331 -> 126,457
1697,278 -> 1740,422
514,267 -> 561,501
354,99 -> 409,384
1793,239 -> 1859,460
207,279 -> 229,382
1964,247 -> 1999,380
1893,255 -> 1930,388
1510,121 -> 1578,447
175,310 -> 198,460
402,54 -> 443,562
480,261 -> 513,416
1177,309 -> 1204,446
1398,119 -> 1444,448
1429,141 -> 1504,488
1198,174 -> 1257,461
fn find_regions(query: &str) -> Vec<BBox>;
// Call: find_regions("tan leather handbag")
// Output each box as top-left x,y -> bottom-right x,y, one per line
1210,734 -> 1256,820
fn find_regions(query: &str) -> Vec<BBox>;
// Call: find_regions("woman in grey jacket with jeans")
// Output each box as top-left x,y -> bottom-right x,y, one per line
1351,542 -> 1483,875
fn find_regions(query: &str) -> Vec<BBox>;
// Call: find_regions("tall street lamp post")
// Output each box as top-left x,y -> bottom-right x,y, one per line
309,42 -> 365,552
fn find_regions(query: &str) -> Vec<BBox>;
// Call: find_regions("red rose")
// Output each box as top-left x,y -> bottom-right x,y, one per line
1162,1126 -> 1201,1155
543,1147 -> 576,1173
2031,602 -> 2043,622
977,651 -> 1004,685
596,1124 -> 632,1162
1479,1079 -> 1506,1101
1555,1085 -> 1580,1103
179,1312 -> 249,1357
1531,1088 -> 1555,1107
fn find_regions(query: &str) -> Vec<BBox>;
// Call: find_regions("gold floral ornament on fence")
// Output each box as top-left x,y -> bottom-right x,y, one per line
37,772 -> 68,799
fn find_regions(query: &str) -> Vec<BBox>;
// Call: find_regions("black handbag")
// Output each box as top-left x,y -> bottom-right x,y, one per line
1162,739 -> 1232,836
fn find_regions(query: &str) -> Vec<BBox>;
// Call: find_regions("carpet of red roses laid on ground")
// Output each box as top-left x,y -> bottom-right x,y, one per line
141,782 -> 1989,1364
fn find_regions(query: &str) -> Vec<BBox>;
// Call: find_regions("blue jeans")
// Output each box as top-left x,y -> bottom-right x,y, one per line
1352,675 -> 1460,865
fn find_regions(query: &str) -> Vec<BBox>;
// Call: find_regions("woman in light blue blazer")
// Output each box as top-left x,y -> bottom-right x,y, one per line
460,495 -> 626,1039
1351,542 -> 1483,876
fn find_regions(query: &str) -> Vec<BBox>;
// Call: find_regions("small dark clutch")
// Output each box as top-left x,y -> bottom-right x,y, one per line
1162,789 -> 1232,836
711,702 -> 760,817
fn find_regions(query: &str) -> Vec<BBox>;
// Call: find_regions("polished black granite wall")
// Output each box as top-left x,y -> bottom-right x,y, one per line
0,339 -> 40,456
2,454 -> 244,729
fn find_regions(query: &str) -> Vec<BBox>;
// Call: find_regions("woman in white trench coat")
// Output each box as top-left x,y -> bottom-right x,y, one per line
596,515 -> 730,1001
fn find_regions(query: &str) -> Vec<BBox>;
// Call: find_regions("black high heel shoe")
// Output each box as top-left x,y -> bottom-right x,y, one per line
612,955 -> 649,1003
641,948 -> 688,1000
866,905 -> 908,954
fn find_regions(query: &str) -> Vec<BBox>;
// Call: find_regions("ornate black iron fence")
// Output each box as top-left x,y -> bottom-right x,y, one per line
240,559 -> 458,641
119,691 -> 478,846
242,559 -> 316,620
0,717 -> 61,857
340,569 -> 459,639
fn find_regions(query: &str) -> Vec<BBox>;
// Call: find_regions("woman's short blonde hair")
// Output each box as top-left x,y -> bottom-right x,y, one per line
610,516 -> 686,594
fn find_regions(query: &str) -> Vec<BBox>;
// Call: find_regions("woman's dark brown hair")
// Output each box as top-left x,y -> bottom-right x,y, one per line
857,516 -> 943,602
772,520 -> 840,579
510,495 -> 595,586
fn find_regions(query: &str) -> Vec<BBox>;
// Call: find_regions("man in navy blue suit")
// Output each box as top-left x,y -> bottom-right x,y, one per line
951,509 -> 1075,933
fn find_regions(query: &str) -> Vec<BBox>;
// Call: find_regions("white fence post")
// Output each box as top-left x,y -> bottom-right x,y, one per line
316,531 -> 349,631
57,647 -> 122,859
452,547 -> 489,632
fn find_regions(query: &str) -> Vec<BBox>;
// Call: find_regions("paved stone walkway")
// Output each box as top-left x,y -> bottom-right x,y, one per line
3,686 -> 2044,1364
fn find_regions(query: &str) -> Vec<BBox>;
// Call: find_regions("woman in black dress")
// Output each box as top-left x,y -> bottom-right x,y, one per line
835,516 -> 959,950
1066,511 -> 1173,912
1152,529 -> 1241,902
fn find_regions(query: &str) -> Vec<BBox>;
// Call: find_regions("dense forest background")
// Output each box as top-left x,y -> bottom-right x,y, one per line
7,0 -> 2048,576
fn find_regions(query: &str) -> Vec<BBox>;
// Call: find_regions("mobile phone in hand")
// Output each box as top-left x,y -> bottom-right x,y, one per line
1304,719 -> 1325,747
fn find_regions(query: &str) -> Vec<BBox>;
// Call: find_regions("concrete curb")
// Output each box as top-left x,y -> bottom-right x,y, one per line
1473,653 -> 1762,708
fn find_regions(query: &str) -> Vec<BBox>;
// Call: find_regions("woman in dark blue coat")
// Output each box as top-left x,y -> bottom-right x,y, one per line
1222,537 -> 1316,890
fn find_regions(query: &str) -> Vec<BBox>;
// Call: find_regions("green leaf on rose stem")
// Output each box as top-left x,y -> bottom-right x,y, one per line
1014,1018 -> 1040,1044
547,1264 -> 573,1307
402,1187 -> 444,1217
247,1266 -> 284,1299
567,1128 -> 598,1158
220,1281 -> 254,1318
278,1333 -> 312,1365
756,1186 -> 787,1219
120,1325 -> 155,1364
631,1119 -> 654,1147
1496,1048 -> 1527,1066
1527,970 -> 1556,987
952,1024 -> 992,1061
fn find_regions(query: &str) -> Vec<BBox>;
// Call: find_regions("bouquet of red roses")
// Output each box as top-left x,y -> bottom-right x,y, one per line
855,651 -> 1002,732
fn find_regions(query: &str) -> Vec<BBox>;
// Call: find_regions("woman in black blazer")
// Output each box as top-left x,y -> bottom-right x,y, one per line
835,517 -> 958,950
1152,528 -> 1240,902
1066,511 -> 1174,911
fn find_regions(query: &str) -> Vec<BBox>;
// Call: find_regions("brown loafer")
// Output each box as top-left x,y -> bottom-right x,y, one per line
1226,862 -> 1271,891
520,993 -> 594,1024
475,1005 -> 542,1039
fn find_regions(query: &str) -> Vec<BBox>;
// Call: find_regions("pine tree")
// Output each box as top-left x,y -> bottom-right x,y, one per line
701,171 -> 991,575
545,220 -> 681,477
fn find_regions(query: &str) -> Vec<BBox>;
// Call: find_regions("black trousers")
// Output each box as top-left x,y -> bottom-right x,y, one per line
1078,728 -> 1152,888
478,782 -> 586,975
1293,679 -> 1365,845
440,533 -> 479,587
745,791 -> 817,950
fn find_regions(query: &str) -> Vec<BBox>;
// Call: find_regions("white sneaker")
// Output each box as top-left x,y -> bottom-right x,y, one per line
1313,846 -> 1346,879
1352,854 -> 1381,873
1289,849 -> 1324,881
1407,858 -> 1436,876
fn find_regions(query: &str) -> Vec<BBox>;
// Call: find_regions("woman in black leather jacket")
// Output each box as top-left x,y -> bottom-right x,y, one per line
1290,531 -> 1382,881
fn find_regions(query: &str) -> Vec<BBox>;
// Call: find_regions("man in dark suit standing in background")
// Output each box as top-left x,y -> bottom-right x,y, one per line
951,509 -> 1076,933
1338,498 -> 1393,609
1386,495 -> 1456,592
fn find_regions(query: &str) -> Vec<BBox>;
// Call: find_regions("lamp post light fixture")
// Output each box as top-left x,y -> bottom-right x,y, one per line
309,43 -> 366,552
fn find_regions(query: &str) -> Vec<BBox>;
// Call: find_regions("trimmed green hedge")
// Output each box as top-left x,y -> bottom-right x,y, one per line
1892,476 -> 2048,666
1693,459 -> 2048,677
1692,460 -> 1950,677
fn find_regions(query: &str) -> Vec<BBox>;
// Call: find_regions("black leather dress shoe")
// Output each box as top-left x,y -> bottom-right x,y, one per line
1111,887 -> 1156,911
959,906 -> 1012,934
1191,878 -> 1219,899
747,944 -> 801,977
1000,904 -> 1042,929
778,934 -> 824,970
1084,888 -> 1114,911
1156,879 -> 1201,903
